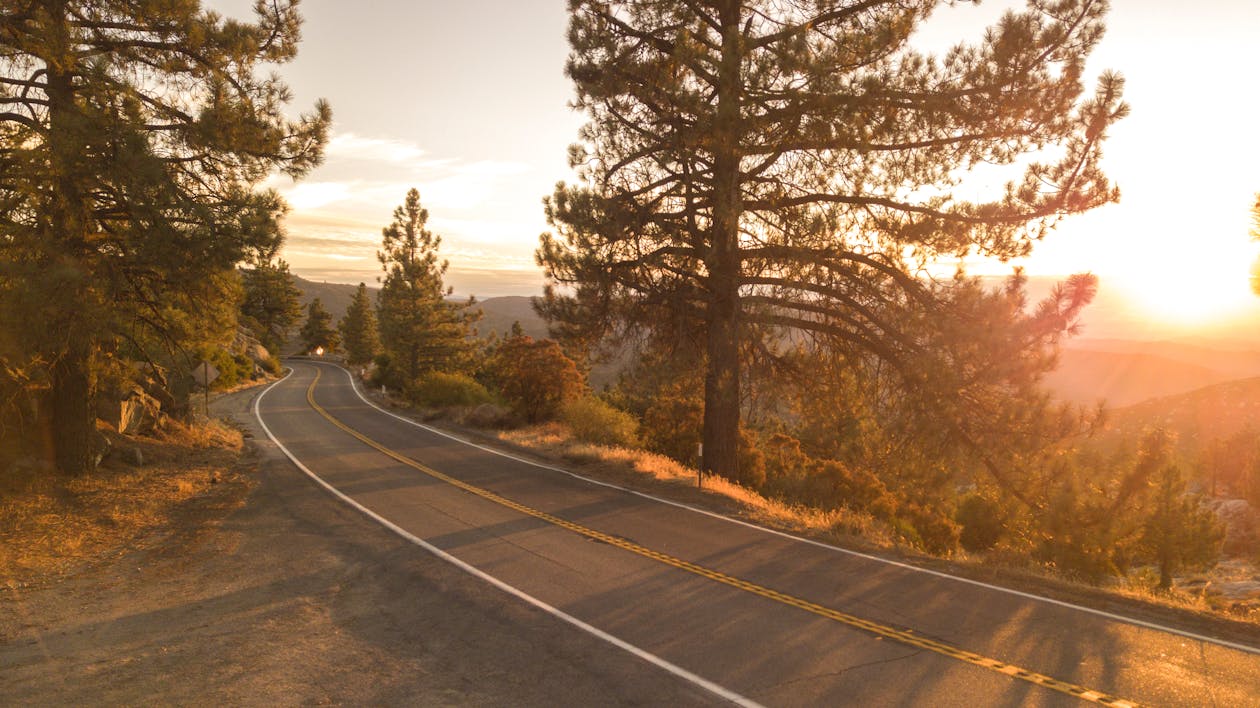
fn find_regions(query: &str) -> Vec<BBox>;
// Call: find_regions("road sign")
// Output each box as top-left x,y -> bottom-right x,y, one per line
193,360 -> 220,388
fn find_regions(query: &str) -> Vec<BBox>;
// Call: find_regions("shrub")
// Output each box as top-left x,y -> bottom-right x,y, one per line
818,460 -> 897,520
956,493 -> 1005,552
261,356 -> 282,377
370,352 -> 404,391
642,395 -> 703,462
488,336 -> 585,422
562,396 -> 639,447
196,346 -> 247,390
411,371 -> 494,408
462,403 -> 512,428
898,502 -> 961,555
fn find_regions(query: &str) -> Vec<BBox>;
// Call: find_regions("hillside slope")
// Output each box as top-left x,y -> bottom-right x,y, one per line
1098,376 -> 1260,456
290,276 -> 549,340
1044,349 -> 1235,407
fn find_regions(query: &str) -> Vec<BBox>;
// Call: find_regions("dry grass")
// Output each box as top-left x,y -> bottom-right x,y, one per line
0,418 -> 246,587
498,423 -> 892,549
497,421 -> 1260,631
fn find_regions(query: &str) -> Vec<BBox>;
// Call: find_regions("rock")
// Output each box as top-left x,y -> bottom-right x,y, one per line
1214,580 -> 1260,601
10,455 -> 54,476
118,389 -> 165,436
90,428 -> 111,469
246,343 -> 271,365
123,446 -> 144,466
1208,498 -> 1260,558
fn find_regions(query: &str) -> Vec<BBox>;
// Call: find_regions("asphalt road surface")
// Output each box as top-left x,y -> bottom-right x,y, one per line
256,361 -> 1260,707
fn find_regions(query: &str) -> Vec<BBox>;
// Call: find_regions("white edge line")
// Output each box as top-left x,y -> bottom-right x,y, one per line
252,368 -> 762,708
329,362 -> 1260,657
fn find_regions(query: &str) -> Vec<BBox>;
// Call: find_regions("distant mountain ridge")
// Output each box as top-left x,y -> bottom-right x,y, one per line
1044,340 -> 1260,408
1098,376 -> 1260,457
290,275 -> 549,340
290,273 -> 1260,411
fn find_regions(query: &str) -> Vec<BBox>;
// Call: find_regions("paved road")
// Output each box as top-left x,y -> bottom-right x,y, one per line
257,361 -> 1260,707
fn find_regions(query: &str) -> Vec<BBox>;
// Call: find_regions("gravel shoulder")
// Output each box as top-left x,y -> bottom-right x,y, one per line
0,382 -> 716,706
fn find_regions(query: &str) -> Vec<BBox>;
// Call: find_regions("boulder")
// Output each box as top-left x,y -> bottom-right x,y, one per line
1209,498 -> 1260,558
90,428 -> 111,469
118,389 -> 165,436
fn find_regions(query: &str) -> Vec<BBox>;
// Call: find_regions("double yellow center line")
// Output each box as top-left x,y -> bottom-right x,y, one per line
304,367 -> 1140,707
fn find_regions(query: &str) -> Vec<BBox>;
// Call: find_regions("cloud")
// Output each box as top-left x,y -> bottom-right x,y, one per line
271,130 -> 546,296
282,181 -> 355,210
325,132 -> 431,164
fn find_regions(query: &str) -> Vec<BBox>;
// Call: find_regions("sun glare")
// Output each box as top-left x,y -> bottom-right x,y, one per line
1113,255 -> 1260,331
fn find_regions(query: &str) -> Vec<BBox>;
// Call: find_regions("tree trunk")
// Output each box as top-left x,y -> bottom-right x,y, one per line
702,0 -> 743,482
45,2 -> 96,474
50,351 -> 95,474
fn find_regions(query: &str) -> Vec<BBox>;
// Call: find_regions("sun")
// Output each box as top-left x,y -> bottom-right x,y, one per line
1111,253 -> 1260,332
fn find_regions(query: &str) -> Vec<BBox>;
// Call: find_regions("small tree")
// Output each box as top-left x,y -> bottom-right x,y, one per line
489,335 -> 584,423
241,258 -> 304,354
339,283 -> 380,366
300,298 -> 339,354
376,189 -> 478,385
1139,462 -> 1224,590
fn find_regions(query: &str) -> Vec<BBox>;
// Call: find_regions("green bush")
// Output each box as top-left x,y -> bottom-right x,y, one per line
562,397 -> 640,447
261,356 -> 282,376
898,502 -> 960,555
196,346 -> 247,390
956,493 -> 1005,552
411,371 -> 494,408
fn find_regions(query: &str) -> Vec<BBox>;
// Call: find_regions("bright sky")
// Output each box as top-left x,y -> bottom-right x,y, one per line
209,0 -> 1260,339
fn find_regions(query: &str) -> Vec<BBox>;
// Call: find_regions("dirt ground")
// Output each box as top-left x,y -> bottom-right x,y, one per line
0,383 -> 715,706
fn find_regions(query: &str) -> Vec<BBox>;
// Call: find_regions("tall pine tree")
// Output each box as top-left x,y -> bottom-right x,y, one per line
338,283 -> 380,366
538,0 -> 1126,481
376,189 -> 477,388
299,298 -> 339,355
241,257 -> 304,355
0,1 -> 329,472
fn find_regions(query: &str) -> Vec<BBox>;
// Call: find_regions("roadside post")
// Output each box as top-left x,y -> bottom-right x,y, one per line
697,442 -> 703,489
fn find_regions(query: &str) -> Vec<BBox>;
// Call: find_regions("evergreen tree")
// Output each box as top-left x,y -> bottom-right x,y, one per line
538,0 -> 1126,482
339,283 -> 380,366
1138,461 -> 1223,590
0,1 -> 330,472
241,258 -> 304,354
376,189 -> 477,387
299,298 -> 339,355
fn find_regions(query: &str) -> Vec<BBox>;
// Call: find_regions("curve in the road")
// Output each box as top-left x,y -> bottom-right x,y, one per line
279,364 -> 1144,708
254,367 -> 761,707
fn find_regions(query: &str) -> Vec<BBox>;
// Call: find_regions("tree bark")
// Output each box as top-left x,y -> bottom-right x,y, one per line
702,0 -> 743,482
50,350 -> 94,474
45,1 -> 96,474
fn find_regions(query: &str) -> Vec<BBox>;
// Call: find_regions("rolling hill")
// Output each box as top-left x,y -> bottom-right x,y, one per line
1044,340 -> 1260,408
1096,376 -> 1260,458
290,275 -> 549,340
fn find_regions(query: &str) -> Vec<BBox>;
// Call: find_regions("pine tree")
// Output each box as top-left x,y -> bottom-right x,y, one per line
299,298 -> 339,355
339,283 -> 380,366
0,1 -> 330,472
538,1 -> 1126,481
241,258 -> 304,355
1139,462 -> 1223,590
376,189 -> 477,388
